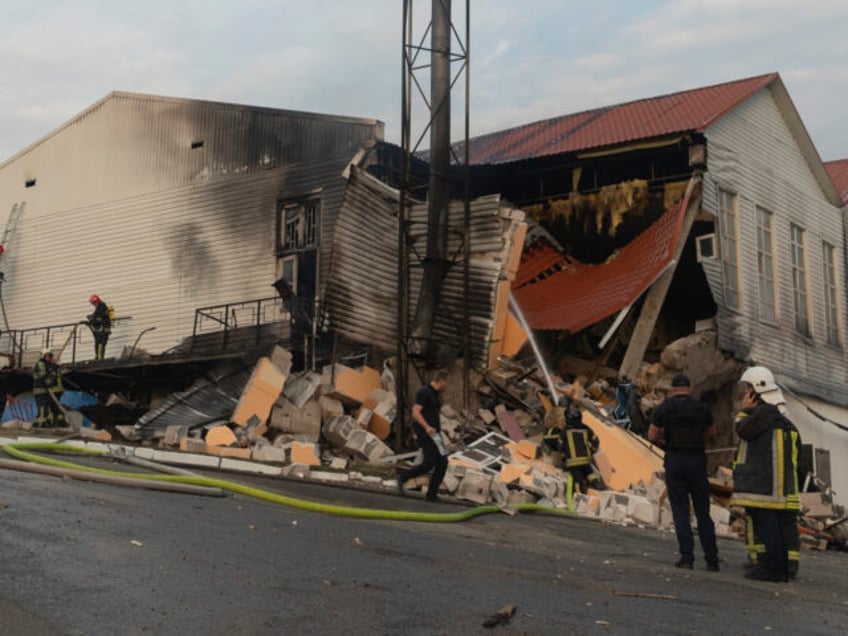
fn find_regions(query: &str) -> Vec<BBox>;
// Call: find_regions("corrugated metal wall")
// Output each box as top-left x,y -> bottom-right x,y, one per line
0,93 -> 383,358
701,87 -> 848,404
324,167 -> 525,369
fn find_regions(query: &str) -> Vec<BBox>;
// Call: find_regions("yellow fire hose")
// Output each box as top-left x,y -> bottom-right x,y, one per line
1,442 -> 575,523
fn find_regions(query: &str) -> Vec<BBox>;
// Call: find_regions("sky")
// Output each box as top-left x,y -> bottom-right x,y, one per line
1,0 -> 847,164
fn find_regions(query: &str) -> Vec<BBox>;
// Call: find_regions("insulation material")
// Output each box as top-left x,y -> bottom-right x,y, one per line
231,357 -> 287,427
323,363 -> 382,406
582,410 -> 664,491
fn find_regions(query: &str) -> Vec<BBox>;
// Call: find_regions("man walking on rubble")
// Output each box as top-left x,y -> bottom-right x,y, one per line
649,373 -> 719,571
730,366 -> 801,583
397,369 -> 449,502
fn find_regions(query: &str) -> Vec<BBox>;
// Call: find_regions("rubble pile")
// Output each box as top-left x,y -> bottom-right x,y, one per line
5,342 -> 844,556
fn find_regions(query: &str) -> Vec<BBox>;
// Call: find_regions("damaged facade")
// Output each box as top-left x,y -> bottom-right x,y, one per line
453,73 -> 848,506
1,74 -> 846,552
0,92 -> 383,366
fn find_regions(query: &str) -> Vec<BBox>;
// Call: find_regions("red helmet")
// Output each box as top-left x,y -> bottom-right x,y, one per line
89,294 -> 101,304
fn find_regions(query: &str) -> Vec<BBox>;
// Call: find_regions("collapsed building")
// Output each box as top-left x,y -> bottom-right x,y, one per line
0,75 -> 846,547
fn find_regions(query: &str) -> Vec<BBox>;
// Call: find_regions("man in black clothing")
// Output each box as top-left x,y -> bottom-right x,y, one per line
397,369 -> 449,501
649,373 -> 719,571
87,294 -> 112,360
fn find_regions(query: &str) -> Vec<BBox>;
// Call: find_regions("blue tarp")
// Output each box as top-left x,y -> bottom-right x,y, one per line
2,390 -> 97,425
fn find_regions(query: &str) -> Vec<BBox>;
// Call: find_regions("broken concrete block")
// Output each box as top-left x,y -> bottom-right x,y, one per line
499,463 -> 530,485
329,456 -> 348,470
163,425 -> 189,447
290,441 -> 321,466
516,439 -> 540,460
488,480 -> 510,506
626,494 -> 657,526
800,492 -> 835,518
708,504 -> 731,528
362,388 -> 396,441
269,346 -> 293,377
518,472 -> 559,499
206,425 -> 238,447
282,371 -> 322,408
79,427 -> 112,441
251,445 -> 288,464
322,414 -> 358,448
180,437 -> 208,453
319,395 -> 345,421
441,403 -> 457,419
232,357 -> 287,427
356,407 -> 373,428
456,469 -> 492,504
269,398 -> 321,441
322,363 -> 382,406
441,462 -> 466,493
207,446 -> 251,459
343,429 -> 392,462
478,409 -> 496,425
282,463 -> 311,478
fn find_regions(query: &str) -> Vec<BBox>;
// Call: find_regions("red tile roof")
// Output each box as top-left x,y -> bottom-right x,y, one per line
825,159 -> 848,203
512,190 -> 691,332
465,74 -> 778,164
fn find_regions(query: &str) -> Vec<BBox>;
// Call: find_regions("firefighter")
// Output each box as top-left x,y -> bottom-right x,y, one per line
87,294 -> 112,360
730,366 -> 801,583
542,399 -> 600,493
32,349 -> 65,427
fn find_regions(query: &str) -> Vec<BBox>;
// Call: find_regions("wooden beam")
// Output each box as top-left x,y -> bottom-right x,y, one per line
618,174 -> 703,381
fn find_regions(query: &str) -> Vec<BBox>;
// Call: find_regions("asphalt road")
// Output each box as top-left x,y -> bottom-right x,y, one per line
1,461 -> 846,636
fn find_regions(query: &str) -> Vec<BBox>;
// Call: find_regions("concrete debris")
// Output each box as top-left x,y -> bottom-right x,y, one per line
13,338 -> 831,560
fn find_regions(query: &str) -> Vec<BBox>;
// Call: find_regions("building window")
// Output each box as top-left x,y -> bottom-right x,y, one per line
755,207 -> 776,321
277,198 -> 320,253
790,223 -> 810,337
719,189 -> 740,309
823,241 -> 840,346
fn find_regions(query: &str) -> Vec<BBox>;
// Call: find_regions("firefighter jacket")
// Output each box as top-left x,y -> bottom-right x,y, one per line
562,426 -> 599,468
87,301 -> 112,333
33,359 -> 64,395
730,402 -> 800,511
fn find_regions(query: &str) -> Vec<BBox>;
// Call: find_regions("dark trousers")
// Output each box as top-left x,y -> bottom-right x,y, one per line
746,510 -> 800,576
567,464 -> 598,494
747,507 -> 791,574
34,392 -> 65,427
665,453 -> 718,564
93,330 -> 110,360
398,434 -> 448,498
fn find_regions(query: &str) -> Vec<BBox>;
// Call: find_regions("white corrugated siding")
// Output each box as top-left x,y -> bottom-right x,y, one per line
324,167 -> 525,368
701,87 -> 848,404
0,93 -> 382,359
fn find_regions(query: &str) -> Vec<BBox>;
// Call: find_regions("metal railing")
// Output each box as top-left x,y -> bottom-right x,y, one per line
191,296 -> 291,353
0,317 -> 132,369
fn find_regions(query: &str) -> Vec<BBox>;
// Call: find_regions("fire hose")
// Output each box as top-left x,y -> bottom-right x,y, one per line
0,441 -> 575,523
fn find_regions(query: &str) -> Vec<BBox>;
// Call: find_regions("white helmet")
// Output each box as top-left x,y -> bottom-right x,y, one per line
740,366 -> 784,406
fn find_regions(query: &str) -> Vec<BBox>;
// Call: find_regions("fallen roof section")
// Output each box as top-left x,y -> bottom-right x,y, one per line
511,187 -> 692,333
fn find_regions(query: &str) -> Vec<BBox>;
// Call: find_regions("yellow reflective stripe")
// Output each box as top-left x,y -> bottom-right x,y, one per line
774,429 -> 784,499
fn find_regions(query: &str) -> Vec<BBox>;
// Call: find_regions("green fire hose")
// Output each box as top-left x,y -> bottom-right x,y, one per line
1,442 -> 575,523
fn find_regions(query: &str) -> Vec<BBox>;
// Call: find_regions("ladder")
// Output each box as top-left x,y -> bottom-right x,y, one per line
2,202 -> 24,250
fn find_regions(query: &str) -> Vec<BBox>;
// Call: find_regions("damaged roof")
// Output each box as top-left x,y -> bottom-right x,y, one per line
825,159 -> 848,204
457,73 -> 778,164
512,188 -> 692,333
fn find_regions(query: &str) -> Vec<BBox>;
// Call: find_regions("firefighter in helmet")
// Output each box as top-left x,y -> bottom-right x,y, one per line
542,398 -> 601,493
32,349 -> 65,427
86,294 -> 112,360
